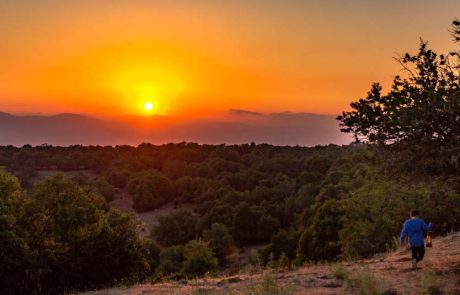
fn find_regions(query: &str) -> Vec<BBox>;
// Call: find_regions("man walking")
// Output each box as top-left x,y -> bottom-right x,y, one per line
400,210 -> 433,269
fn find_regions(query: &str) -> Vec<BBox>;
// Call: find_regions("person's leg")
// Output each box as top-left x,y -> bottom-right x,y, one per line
411,247 -> 418,269
417,246 -> 425,262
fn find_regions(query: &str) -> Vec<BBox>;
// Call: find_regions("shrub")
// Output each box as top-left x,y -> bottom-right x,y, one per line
345,267 -> 382,295
330,263 -> 348,280
277,253 -> 291,270
202,223 -> 233,264
181,240 -> 218,277
159,245 -> 185,276
251,271 -> 294,295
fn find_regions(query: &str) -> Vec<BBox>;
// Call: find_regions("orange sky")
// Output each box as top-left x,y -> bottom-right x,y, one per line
0,1 -> 458,118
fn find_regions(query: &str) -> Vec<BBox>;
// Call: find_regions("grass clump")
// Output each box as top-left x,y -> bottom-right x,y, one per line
330,263 -> 348,280
345,267 -> 382,295
250,271 -> 294,295
422,273 -> 444,295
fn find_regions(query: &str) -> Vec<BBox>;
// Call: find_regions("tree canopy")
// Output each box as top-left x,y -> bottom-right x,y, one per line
338,20 -> 460,153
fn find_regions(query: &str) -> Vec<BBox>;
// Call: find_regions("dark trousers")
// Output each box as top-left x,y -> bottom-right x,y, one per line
411,246 -> 425,262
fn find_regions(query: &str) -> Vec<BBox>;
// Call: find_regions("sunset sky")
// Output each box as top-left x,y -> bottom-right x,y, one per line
1,0 -> 459,119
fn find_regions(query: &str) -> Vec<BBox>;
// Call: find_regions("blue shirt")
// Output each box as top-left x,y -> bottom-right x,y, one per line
400,217 -> 432,247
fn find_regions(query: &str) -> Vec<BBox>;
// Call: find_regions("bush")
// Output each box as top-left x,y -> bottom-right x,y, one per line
159,245 -> 185,276
202,223 -> 233,264
250,271 -> 294,295
330,263 -> 348,280
181,240 -> 218,277
345,267 -> 382,295
277,253 -> 291,270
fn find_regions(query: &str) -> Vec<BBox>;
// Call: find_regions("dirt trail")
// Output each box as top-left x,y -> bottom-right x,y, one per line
80,232 -> 460,295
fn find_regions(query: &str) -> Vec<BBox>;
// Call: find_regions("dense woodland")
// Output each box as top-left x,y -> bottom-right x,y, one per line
2,19 -> 460,295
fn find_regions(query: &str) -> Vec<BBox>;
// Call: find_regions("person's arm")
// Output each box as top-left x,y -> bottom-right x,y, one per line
421,219 -> 433,231
400,222 -> 408,244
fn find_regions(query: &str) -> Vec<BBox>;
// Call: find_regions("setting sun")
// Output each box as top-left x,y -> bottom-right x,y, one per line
144,102 -> 153,111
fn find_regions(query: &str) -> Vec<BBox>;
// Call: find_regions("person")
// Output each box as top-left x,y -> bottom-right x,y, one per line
400,210 -> 433,269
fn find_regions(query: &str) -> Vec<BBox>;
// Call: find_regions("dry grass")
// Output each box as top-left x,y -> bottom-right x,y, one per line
78,229 -> 460,294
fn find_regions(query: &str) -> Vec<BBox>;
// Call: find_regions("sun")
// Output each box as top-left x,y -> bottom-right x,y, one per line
144,101 -> 153,111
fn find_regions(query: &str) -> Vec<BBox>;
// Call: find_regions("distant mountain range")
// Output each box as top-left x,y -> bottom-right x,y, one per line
0,110 -> 351,146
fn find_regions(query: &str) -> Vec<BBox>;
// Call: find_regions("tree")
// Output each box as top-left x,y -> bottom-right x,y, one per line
0,171 -> 29,295
231,202 -> 260,244
21,174 -> 150,294
338,20 -> 460,153
128,171 -> 174,212
152,209 -> 198,246
296,199 -> 342,262
91,176 -> 116,202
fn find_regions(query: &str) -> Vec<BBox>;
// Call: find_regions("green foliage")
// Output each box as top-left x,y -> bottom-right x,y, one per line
339,180 -> 409,258
159,245 -> 185,276
106,168 -> 130,188
91,176 -> 116,202
128,171 -> 174,212
277,253 -> 291,270
0,171 -> 29,294
181,240 -> 218,277
297,199 -> 342,262
0,173 -> 151,294
260,229 -> 299,265
337,20 -> 460,168
2,103 -> 460,293
231,202 -> 280,245
251,271 -> 294,295
202,223 -> 233,264
153,209 -> 199,246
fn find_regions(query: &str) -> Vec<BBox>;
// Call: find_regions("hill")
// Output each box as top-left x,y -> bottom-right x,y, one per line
79,232 -> 460,294
0,111 -> 350,146
1,143 -> 459,295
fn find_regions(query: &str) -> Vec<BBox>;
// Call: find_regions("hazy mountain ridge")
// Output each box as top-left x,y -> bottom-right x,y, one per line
0,110 -> 351,146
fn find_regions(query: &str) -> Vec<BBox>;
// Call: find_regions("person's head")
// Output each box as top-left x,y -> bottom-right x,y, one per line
410,210 -> 420,218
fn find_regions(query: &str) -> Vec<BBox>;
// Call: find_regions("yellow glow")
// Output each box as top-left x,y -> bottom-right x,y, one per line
1,1 -> 457,118
144,101 -> 153,111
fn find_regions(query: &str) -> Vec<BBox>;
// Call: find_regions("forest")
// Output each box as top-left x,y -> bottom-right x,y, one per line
1,18 -> 460,295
